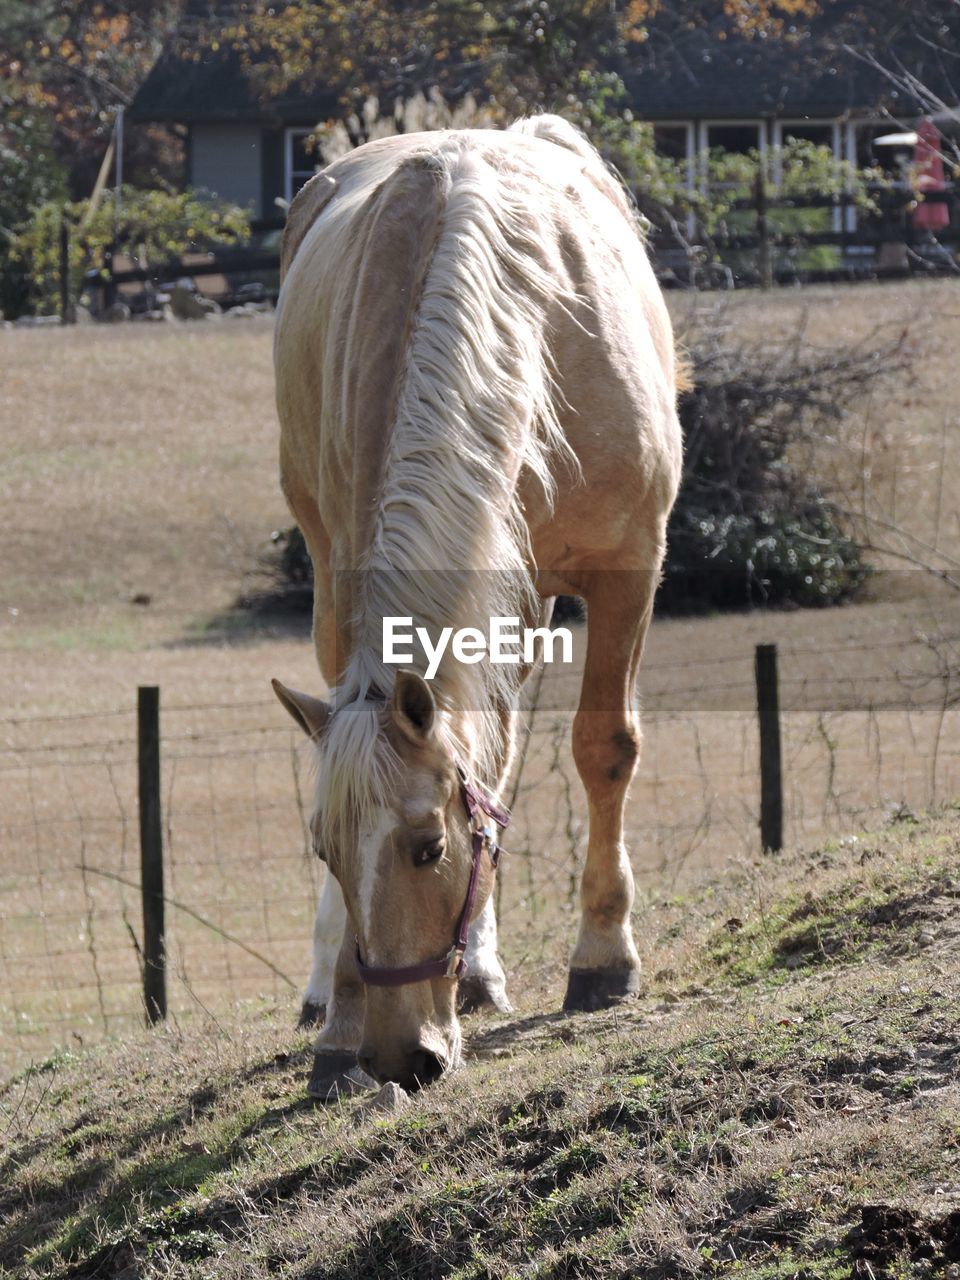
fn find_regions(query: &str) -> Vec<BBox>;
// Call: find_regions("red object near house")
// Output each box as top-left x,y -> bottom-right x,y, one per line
912,118 -> 950,231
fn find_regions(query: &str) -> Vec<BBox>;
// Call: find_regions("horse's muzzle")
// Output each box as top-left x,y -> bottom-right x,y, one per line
358,1044 -> 448,1091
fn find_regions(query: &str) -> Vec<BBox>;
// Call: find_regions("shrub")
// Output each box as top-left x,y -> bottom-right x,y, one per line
12,186 -> 250,316
663,506 -> 867,614
659,319 -> 905,614
0,84 -> 67,319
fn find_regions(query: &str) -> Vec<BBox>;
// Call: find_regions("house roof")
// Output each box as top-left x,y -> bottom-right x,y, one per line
131,48 -> 338,125
623,16 -> 957,121
132,7 -> 958,127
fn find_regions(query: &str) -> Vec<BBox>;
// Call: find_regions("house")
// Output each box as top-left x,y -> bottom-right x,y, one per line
623,11 -> 957,230
131,45 -> 338,219
130,6 -> 957,223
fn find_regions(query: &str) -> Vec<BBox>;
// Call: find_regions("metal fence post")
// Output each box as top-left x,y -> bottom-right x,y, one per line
138,685 -> 166,1023
755,643 -> 783,852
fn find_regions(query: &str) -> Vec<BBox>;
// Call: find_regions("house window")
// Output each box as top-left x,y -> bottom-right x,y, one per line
285,128 -> 321,204
703,122 -> 763,156
773,120 -> 843,230
697,120 -> 765,194
653,124 -> 691,164
696,120 -> 765,221
648,123 -> 695,236
653,122 -> 695,188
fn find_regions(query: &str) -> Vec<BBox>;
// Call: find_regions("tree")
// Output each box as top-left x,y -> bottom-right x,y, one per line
193,0 -> 822,124
0,0 -> 186,198
0,79 -> 67,317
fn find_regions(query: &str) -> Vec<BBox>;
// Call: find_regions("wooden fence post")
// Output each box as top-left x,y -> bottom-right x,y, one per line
755,165 -> 773,290
58,214 -> 73,325
138,685 -> 166,1023
755,643 -> 783,852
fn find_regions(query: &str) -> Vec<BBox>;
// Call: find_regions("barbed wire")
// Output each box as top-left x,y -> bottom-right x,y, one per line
1,633 -> 958,1077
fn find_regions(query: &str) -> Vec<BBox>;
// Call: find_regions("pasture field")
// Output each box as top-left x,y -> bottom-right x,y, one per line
2,808 -> 959,1278
0,279 -> 958,1075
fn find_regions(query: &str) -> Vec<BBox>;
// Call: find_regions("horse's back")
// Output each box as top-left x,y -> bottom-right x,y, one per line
274,122 -> 682,576
275,135 -> 449,555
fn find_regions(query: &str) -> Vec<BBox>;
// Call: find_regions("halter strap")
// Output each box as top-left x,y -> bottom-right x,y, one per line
355,761 -> 509,987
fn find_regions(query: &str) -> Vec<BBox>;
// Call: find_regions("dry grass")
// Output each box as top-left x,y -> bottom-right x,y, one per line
1,280 -> 958,677
0,317 -> 281,648
0,283 -> 959,1075
2,808 -> 959,1279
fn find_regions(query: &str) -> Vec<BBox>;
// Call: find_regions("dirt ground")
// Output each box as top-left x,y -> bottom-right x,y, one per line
0,279 -> 958,1075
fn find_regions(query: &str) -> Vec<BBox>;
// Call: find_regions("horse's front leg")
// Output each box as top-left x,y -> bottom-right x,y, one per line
564,568 -> 657,1011
298,870 -> 347,1026
306,912 -> 372,1100
459,897 -> 512,1013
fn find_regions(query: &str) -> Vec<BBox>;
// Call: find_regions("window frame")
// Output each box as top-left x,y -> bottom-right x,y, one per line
284,127 -> 321,206
772,118 -> 843,231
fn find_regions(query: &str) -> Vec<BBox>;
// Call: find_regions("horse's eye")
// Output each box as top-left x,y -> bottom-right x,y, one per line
414,839 -> 444,867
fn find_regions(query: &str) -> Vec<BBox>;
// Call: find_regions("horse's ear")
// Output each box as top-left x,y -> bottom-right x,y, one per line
272,679 -> 331,740
280,172 -> 337,279
391,670 -> 436,744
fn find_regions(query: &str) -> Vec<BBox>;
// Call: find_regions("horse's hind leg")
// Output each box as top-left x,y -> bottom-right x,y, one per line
564,566 -> 658,1011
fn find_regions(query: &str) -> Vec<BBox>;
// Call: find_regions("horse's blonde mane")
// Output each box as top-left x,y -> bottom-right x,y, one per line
313,121 -> 602,844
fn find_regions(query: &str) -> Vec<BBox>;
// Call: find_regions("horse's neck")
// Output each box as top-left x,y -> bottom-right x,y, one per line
446,693 -> 518,792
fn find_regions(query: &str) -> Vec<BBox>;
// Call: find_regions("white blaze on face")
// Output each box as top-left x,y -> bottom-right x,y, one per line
357,805 -> 394,951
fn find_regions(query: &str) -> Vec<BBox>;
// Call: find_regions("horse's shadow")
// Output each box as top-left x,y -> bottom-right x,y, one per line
463,1008 -> 575,1060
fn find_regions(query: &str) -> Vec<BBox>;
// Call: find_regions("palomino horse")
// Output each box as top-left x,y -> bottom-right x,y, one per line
273,115 -> 683,1095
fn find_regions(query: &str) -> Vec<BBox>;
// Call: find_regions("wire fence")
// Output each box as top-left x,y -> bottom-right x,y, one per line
1,630 -> 958,1078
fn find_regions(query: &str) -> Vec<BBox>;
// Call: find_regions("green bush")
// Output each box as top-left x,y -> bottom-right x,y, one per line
0,83 -> 68,319
13,186 -> 250,316
661,506 -> 867,614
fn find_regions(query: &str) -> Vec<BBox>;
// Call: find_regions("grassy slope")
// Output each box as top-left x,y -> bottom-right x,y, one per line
3,810 -> 960,1280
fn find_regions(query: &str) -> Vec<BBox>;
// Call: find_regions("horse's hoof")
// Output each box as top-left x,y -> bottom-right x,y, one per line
563,967 -> 641,1012
458,974 -> 512,1015
307,1050 -> 371,1102
298,1000 -> 326,1029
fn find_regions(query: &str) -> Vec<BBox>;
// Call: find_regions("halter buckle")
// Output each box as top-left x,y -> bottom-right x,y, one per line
470,810 -> 493,838
445,945 -> 466,980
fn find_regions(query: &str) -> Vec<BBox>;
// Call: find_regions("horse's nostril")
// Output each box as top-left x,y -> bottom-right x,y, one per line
408,1048 -> 445,1089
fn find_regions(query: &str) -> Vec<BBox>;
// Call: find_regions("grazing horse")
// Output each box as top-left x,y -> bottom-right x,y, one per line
272,116 -> 683,1096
